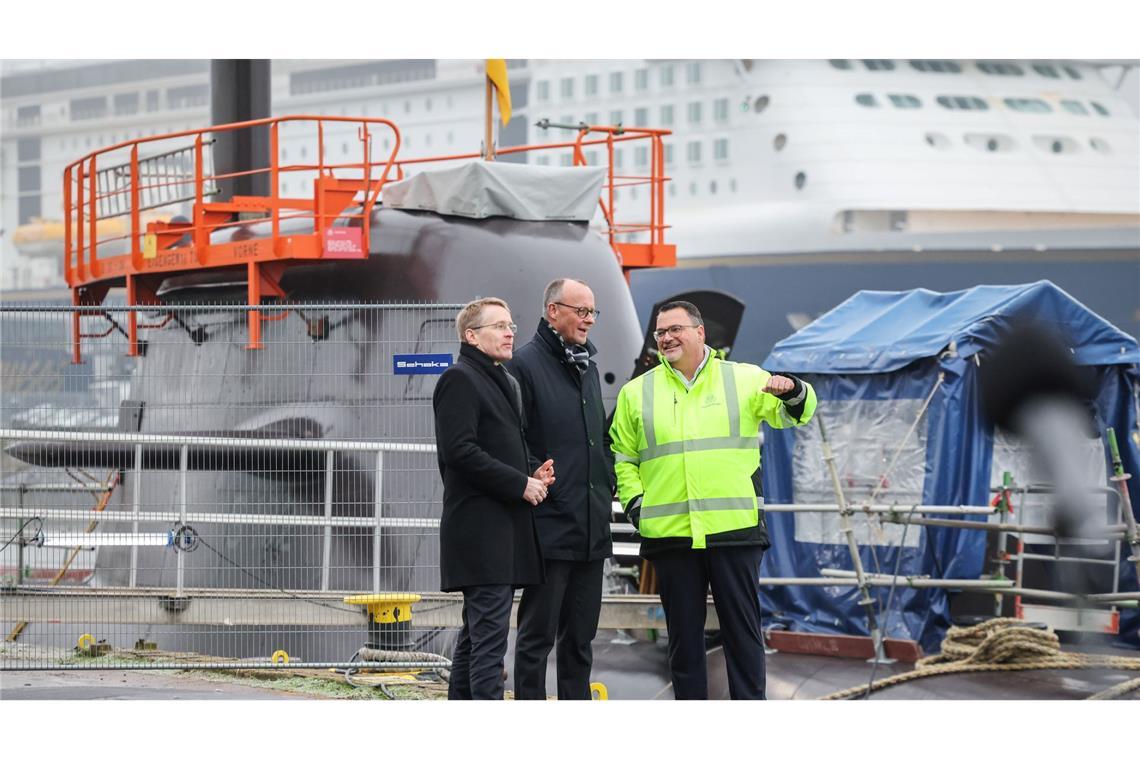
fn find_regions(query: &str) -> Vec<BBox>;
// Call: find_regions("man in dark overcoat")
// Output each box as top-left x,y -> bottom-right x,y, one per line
507,279 -> 614,700
433,297 -> 554,700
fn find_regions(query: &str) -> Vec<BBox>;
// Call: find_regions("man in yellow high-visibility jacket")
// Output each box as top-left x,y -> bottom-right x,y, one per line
610,300 -> 817,699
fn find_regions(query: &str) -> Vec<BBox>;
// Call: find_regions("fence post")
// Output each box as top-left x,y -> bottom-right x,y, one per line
177,443 -> 188,597
373,450 -> 384,594
130,443 -> 142,588
322,450 -> 334,591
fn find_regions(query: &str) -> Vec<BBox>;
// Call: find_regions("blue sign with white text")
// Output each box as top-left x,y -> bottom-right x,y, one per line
393,354 -> 453,375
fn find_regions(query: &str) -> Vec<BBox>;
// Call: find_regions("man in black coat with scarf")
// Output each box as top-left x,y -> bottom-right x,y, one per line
507,278 -> 615,700
433,297 -> 555,700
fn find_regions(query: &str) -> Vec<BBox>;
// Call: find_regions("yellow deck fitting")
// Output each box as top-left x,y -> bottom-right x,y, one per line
590,682 -> 608,700
271,649 -> 289,665
343,593 -> 422,624
77,633 -> 95,650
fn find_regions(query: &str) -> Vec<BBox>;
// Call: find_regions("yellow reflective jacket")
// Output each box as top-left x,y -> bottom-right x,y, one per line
610,350 -> 817,549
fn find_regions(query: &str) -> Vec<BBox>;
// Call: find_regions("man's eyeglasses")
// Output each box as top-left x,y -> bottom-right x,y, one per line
469,322 -> 518,334
653,324 -> 700,341
554,302 -> 601,320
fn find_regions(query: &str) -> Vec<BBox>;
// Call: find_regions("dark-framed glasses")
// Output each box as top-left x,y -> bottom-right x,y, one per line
653,324 -> 699,341
554,302 -> 601,320
469,321 -> 518,334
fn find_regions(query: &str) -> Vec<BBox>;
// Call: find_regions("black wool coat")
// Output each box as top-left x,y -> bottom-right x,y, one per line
507,320 -> 614,562
433,343 -> 545,592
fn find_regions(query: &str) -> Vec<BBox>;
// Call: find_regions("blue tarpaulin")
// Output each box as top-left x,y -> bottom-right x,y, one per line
760,281 -> 1140,652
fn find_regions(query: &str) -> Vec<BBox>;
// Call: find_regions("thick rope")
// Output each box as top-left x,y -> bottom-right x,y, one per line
819,618 -> 1140,700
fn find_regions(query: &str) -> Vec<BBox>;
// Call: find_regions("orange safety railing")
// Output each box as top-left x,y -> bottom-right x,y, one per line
61,116 -> 674,361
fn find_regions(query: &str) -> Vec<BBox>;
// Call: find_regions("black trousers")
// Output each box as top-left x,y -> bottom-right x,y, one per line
513,558 -> 605,700
652,544 -> 766,700
448,584 -> 514,700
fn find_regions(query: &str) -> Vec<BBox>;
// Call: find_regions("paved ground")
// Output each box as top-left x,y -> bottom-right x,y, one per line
1,667 -> 321,700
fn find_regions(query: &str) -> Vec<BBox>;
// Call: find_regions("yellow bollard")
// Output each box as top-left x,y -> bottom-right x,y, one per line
271,649 -> 289,665
590,682 -> 608,700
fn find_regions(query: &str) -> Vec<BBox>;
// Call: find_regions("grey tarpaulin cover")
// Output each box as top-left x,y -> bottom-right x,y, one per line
381,160 -> 607,222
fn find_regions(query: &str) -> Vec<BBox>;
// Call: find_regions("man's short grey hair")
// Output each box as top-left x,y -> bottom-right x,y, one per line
543,278 -> 590,308
455,297 -> 509,341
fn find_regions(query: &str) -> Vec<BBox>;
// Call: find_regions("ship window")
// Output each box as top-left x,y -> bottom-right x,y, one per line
1004,98 -> 1052,113
17,138 -> 40,162
585,74 -> 598,97
978,62 -> 1024,76
167,84 -> 208,110
634,107 -> 649,126
687,141 -> 702,165
1089,137 -> 1111,153
342,142 -> 349,155
828,59 -> 852,70
561,77 -> 574,99
535,155 -> 550,166
714,98 -> 729,123
1090,101 -> 1110,116
686,63 -> 702,85
965,133 -> 1015,152
560,154 -> 573,167
1033,64 -> 1061,79
16,104 -> 41,126
425,98 -> 432,111
585,112 -> 599,126
855,93 -> 880,107
586,150 -> 599,165
113,92 -> 139,116
659,104 -> 674,126
145,91 -> 159,112
936,95 -> 989,111
753,94 -> 770,113
665,143 -> 675,167
794,171 -> 806,190
70,95 -> 108,121
669,183 -> 676,197
635,69 -> 649,92
709,180 -> 717,195
730,178 -> 737,193
687,101 -> 702,124
1032,135 -> 1079,154
404,100 -> 411,113
924,132 -> 952,149
537,81 -> 549,102
1061,100 -> 1089,115
635,146 -> 649,167
1063,66 -> 1082,80
660,65 -> 675,88
773,133 -> 787,151
610,71 -> 624,95
862,60 -> 895,71
613,149 -> 624,169
610,109 -> 623,125
714,138 -> 729,162
909,60 -> 962,73
888,94 -> 921,109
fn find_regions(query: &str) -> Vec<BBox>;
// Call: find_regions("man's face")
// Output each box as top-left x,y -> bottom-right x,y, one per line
466,304 -> 516,362
655,307 -> 705,365
546,281 -> 597,346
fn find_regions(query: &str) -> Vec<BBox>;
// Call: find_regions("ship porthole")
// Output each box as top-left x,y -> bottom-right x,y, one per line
773,133 -> 787,151
604,372 -> 615,385
794,171 -> 806,190
754,95 -> 770,113
1089,137 -> 1111,153
924,132 -> 951,149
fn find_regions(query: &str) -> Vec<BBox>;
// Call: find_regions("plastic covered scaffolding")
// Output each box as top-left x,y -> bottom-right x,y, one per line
760,281 -> 1140,651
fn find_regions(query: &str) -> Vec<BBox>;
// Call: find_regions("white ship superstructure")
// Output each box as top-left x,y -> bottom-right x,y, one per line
3,58 -> 1137,289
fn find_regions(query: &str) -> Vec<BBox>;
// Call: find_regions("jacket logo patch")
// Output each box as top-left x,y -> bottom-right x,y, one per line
701,394 -> 720,408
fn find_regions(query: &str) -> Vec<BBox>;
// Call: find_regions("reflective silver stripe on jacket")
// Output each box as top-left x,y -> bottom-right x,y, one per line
642,496 -> 757,518
637,363 -> 754,462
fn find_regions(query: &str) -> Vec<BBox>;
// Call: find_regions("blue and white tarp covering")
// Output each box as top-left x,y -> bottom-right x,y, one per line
760,281 -> 1140,652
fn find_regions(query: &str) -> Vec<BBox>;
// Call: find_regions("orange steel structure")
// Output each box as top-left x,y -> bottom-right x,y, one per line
62,115 -> 675,362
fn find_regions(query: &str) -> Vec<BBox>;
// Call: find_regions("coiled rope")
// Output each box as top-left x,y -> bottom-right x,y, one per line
819,618 -> 1140,700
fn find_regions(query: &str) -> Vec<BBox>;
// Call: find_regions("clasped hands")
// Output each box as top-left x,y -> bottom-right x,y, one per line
523,459 -> 556,506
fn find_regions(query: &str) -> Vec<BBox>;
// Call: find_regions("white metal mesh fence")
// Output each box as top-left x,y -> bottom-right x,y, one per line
1,301 -> 463,670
